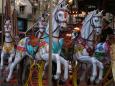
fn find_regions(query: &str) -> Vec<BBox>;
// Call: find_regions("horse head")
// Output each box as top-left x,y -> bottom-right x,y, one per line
53,0 -> 69,31
4,20 -> 12,32
91,10 -> 103,35
55,8 -> 68,29
81,10 -> 103,38
35,16 -> 47,38
81,10 -> 103,48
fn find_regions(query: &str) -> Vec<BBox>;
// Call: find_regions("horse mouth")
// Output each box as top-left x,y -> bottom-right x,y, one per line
60,22 -> 67,28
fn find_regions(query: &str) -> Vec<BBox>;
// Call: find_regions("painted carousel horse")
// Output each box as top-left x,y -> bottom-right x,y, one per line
36,0 -> 69,81
0,20 -> 15,69
72,10 -> 104,84
6,0 -> 69,82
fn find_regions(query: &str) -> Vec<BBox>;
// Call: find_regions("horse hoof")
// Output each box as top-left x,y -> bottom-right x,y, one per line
95,79 -> 100,84
64,75 -> 68,81
4,79 -> 8,83
90,76 -> 95,82
54,75 -> 59,80
6,78 -> 11,82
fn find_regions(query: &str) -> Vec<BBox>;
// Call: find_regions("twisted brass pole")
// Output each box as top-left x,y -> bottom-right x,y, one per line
48,0 -> 53,86
1,0 -> 4,47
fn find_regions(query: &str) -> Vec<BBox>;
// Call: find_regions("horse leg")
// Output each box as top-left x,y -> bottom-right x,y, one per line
95,60 -> 104,84
60,57 -> 69,81
90,57 -> 97,82
0,51 -> 5,69
8,51 -> 15,69
6,53 -> 23,82
54,54 -> 61,80
40,53 -> 61,80
80,63 -> 87,81
78,56 -> 97,82
43,61 -> 49,77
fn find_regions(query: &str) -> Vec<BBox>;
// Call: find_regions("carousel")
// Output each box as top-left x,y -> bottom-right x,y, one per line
0,0 -> 115,86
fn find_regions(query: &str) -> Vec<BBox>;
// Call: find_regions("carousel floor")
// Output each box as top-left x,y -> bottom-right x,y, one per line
0,69 -> 100,86
0,53 -> 114,86
0,63 -> 113,86
0,69 -> 114,86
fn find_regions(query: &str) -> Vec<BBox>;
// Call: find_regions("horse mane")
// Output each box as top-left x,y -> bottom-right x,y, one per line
82,10 -> 97,25
81,10 -> 97,38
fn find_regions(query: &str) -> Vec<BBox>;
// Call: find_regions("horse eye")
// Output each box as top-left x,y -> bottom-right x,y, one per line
95,20 -> 99,22
59,14 -> 62,17
61,4 -> 63,8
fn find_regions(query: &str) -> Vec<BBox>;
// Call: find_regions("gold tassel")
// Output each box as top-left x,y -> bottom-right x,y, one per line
38,61 -> 45,86
72,62 -> 77,86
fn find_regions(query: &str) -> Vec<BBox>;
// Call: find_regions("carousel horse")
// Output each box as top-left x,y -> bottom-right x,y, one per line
72,10 -> 104,84
0,19 -> 15,69
6,0 -> 69,82
36,0 -> 69,81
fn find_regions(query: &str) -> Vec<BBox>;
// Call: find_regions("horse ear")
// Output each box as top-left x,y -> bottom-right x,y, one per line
96,9 -> 99,13
97,10 -> 103,16
100,10 -> 103,14
58,0 -> 64,5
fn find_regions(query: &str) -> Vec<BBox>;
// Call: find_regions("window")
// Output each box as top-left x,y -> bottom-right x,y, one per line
20,5 -> 25,14
18,18 -> 27,32
32,7 -> 37,15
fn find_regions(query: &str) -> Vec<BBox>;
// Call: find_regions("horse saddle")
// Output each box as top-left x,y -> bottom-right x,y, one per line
3,42 -> 14,53
26,40 -> 38,58
95,43 -> 106,60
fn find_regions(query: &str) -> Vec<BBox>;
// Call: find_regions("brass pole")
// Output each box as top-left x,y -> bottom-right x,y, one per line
1,0 -> 4,47
48,0 -> 53,86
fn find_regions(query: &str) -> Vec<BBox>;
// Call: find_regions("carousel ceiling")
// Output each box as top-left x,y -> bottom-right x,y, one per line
77,0 -> 115,15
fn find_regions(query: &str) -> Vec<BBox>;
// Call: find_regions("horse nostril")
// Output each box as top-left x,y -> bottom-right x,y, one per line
96,32 -> 100,35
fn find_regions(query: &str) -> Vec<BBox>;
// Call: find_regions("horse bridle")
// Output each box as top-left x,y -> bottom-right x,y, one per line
90,16 -> 102,28
35,27 -> 46,37
39,9 -> 68,39
40,26 -> 61,39
84,15 -> 102,42
55,9 -> 68,24
4,22 -> 15,43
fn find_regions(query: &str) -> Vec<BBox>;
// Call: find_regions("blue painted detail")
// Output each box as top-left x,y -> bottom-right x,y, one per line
26,38 -> 38,58
95,43 -> 104,52
43,34 -> 63,54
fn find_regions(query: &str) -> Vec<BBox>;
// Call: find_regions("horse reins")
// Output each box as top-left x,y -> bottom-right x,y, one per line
83,15 -> 102,44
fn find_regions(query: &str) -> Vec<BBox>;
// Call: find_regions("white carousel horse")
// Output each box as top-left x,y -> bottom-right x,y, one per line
72,10 -> 104,84
6,0 -> 69,82
36,0 -> 69,81
81,10 -> 102,48
0,20 -> 15,69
